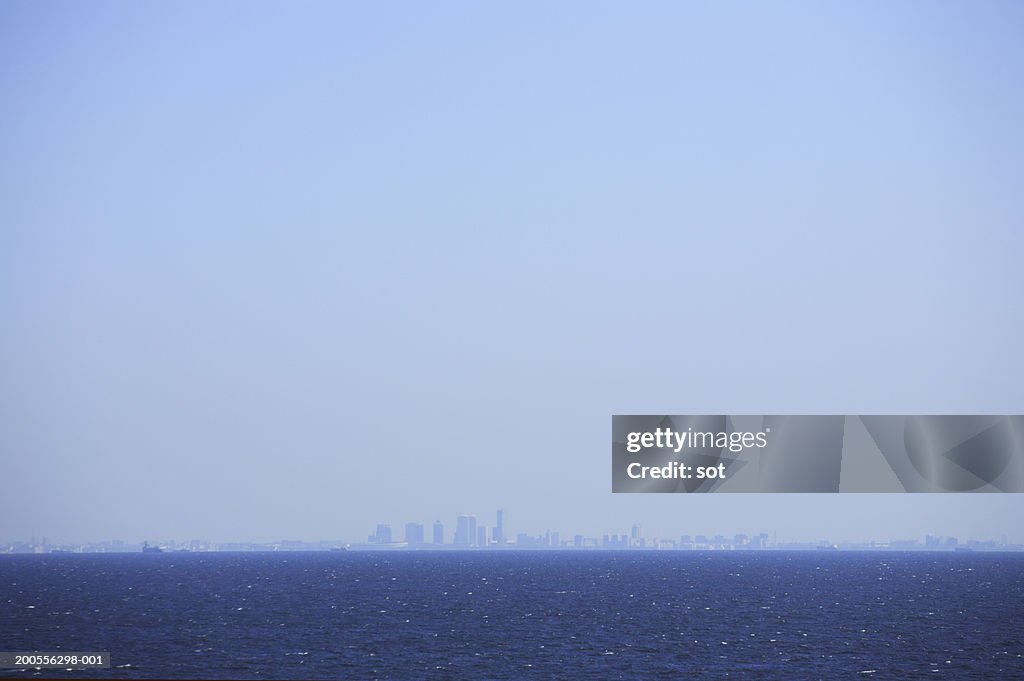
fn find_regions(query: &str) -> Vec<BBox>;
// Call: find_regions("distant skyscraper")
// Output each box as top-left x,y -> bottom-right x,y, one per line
477,525 -> 487,548
454,515 -> 472,546
371,524 -> 392,544
405,522 -> 424,545
433,520 -> 444,545
468,515 -> 477,547
494,509 -> 505,546
631,524 -> 642,548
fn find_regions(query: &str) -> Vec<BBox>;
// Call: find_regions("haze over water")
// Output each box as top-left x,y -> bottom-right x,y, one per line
2,3 -> 1023,544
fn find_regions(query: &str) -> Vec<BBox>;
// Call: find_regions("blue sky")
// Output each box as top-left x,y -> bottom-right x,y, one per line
2,1 -> 1023,543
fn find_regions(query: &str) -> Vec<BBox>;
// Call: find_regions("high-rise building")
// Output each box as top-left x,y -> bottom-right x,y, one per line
433,520 -> 444,545
477,526 -> 487,548
494,509 -> 505,546
631,524 -> 643,548
468,515 -> 477,547
454,515 -> 473,546
405,522 -> 425,545
370,524 -> 392,544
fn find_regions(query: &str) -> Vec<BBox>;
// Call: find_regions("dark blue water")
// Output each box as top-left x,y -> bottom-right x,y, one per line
2,551 -> 1022,679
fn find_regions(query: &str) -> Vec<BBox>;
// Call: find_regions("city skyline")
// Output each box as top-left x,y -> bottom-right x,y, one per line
6,492 -> 1024,546
5,503 -> 1023,554
4,530 -> 1018,555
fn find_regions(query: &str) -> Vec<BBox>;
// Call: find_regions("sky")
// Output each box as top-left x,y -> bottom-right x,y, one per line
2,2 -> 1023,545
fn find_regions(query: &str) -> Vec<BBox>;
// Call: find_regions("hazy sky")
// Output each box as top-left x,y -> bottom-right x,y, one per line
2,2 -> 1023,544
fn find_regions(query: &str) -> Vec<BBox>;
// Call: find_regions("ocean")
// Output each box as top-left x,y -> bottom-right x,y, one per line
2,551 -> 1022,678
